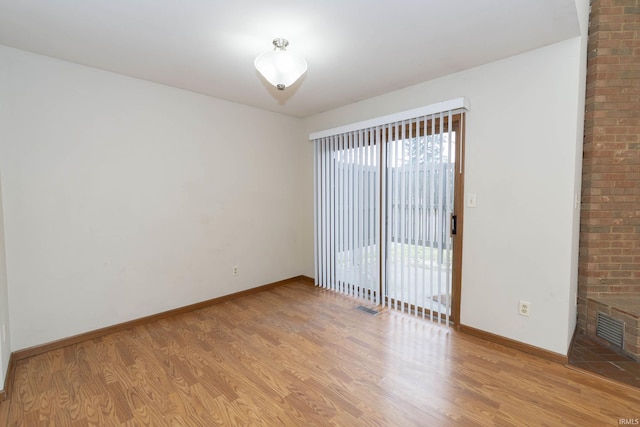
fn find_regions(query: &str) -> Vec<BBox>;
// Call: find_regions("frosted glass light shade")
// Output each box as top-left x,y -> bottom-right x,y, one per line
254,40 -> 307,90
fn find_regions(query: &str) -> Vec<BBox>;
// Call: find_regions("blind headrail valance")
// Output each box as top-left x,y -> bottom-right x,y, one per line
309,97 -> 469,141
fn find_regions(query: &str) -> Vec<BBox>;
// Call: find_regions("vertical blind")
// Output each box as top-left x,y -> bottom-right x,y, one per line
312,98 -> 468,323
314,128 -> 382,303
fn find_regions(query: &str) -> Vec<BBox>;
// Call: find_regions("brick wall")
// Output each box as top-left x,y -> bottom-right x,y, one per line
578,0 -> 640,333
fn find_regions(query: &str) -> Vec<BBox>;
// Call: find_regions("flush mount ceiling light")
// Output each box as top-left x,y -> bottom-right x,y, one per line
254,38 -> 307,91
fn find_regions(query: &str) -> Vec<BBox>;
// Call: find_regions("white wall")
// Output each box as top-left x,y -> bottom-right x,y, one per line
0,177 -> 11,387
566,0 -> 589,352
303,33 -> 588,353
0,46 -> 306,351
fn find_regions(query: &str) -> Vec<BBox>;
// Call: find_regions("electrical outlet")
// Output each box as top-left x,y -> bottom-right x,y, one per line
519,300 -> 531,317
232,265 -> 239,276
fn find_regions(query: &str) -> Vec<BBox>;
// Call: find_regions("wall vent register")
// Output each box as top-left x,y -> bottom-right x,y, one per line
596,312 -> 624,348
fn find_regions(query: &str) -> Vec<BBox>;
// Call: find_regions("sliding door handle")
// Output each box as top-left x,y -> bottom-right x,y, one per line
450,214 -> 457,236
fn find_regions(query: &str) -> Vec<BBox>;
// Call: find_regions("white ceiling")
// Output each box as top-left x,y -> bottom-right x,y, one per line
0,0 -> 581,118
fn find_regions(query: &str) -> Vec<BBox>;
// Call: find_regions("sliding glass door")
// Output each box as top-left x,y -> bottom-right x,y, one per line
314,104 -> 465,325
383,113 -> 461,324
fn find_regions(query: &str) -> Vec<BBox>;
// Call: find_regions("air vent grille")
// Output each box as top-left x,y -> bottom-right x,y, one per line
596,312 -> 624,348
356,306 -> 379,315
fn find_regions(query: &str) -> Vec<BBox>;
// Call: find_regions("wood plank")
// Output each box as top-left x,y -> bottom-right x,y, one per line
3,280 -> 640,425
0,399 -> 9,426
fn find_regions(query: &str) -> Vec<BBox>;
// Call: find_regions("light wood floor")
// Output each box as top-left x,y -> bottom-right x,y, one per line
1,281 -> 639,426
